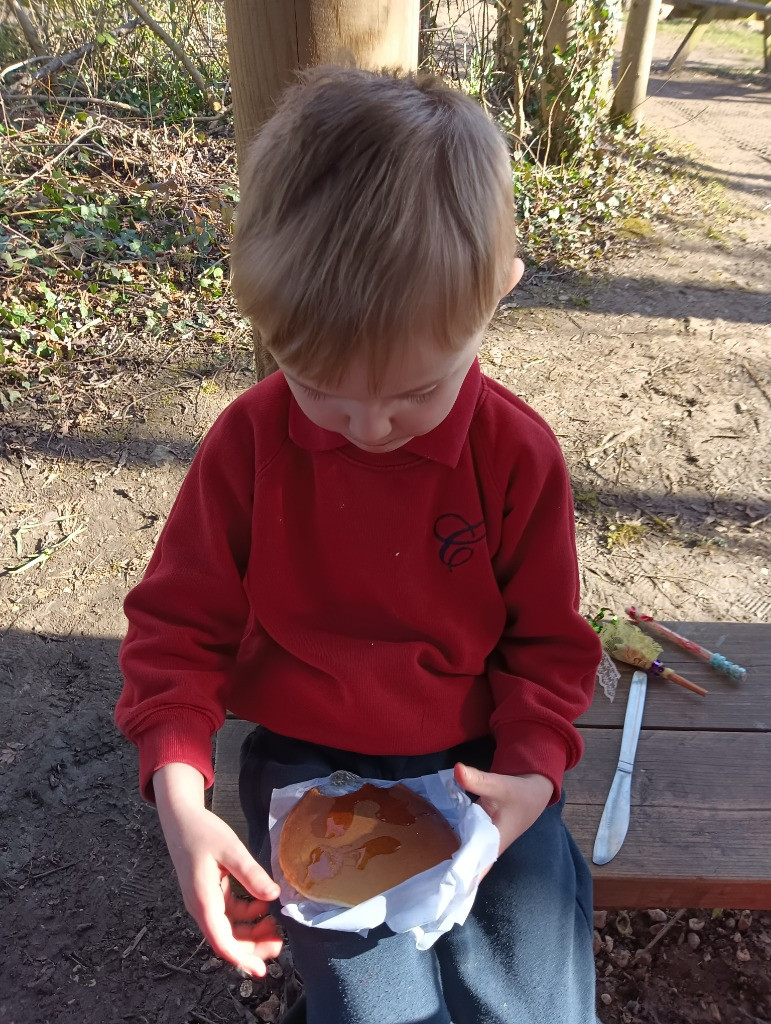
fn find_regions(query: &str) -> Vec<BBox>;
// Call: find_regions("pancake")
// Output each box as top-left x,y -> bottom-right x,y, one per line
278,781 -> 460,907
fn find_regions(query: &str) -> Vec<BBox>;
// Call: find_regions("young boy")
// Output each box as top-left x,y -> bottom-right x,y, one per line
116,67 -> 601,1024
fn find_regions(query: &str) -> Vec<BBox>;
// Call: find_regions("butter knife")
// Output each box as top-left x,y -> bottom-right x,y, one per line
592,670 -> 647,865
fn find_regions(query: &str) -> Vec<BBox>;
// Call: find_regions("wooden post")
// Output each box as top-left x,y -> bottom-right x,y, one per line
223,0 -> 420,378
612,0 -> 661,127
224,0 -> 419,166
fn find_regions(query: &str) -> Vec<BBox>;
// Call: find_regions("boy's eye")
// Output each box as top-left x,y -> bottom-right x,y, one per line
300,385 -> 325,401
407,389 -> 437,404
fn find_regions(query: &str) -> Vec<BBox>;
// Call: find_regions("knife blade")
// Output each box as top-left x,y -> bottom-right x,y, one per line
592,669 -> 647,865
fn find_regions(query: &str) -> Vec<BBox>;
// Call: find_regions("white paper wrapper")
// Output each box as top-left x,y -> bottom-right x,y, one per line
268,769 -> 500,950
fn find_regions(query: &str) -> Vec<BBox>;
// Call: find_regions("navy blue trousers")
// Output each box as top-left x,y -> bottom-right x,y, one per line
240,728 -> 598,1024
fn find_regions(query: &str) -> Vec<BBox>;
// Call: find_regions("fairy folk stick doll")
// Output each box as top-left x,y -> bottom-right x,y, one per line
626,606 -> 746,682
589,610 -> 708,698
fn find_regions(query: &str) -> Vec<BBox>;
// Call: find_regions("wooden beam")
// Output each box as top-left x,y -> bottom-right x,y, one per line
212,623 -> 771,910
666,7 -> 718,73
666,0 -> 771,15
579,622 -> 771,731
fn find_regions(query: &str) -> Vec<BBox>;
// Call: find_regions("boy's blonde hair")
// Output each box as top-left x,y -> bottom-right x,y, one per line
231,65 -> 517,387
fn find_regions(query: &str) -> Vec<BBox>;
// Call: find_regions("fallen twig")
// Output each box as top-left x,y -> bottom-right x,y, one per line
179,937 -> 208,969
586,426 -> 642,459
743,361 -> 771,409
155,957 -> 193,977
641,908 -> 687,953
4,524 -> 86,575
1,91 -> 141,113
4,124 -> 99,197
193,104 -> 232,124
121,925 -> 148,959
30,859 -> 78,880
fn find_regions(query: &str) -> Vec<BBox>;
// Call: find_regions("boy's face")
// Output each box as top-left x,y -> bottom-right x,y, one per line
277,259 -> 524,454
278,333 -> 482,454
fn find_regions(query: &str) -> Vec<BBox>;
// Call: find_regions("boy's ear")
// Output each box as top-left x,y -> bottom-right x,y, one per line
503,257 -> 525,297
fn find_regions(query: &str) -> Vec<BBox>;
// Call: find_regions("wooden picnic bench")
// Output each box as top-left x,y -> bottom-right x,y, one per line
212,622 -> 771,910
664,0 -> 771,73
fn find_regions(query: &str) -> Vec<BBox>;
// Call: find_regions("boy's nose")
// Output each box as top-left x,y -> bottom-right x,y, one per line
347,406 -> 392,445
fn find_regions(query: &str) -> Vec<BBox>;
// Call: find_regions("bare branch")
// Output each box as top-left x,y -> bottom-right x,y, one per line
1,91 -> 141,112
9,18 -> 143,93
123,0 -> 216,109
0,54 -> 52,82
8,0 -> 47,58
4,123 -> 100,198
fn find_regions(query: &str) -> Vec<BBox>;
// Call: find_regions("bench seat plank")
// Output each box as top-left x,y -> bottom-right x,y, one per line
566,728 -> 771,908
212,718 -> 256,849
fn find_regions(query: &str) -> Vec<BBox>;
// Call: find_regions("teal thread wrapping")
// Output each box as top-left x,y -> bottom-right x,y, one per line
709,653 -> 746,681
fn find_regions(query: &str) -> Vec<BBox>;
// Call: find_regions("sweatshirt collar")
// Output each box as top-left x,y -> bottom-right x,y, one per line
288,359 -> 482,469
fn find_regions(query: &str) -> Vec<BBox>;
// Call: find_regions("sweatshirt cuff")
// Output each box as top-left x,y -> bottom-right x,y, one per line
490,721 -> 581,805
135,710 -> 216,802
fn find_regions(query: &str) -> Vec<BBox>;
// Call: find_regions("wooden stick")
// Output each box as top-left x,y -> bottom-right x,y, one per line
657,666 -> 708,698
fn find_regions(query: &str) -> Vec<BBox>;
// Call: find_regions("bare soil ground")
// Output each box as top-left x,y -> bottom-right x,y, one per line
1,40 -> 770,1024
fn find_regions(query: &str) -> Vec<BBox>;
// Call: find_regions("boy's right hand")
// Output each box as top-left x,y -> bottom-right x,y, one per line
153,763 -> 283,977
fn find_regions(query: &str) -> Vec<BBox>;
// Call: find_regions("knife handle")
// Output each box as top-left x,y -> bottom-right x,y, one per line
618,670 -> 647,769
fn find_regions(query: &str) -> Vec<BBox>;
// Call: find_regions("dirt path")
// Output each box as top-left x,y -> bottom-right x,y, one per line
1,44 -> 770,1024
643,29 -> 771,218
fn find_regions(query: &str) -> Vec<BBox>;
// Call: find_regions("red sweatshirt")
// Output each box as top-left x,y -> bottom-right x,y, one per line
116,360 -> 601,801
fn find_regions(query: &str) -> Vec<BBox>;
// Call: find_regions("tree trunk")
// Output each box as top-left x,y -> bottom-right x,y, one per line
224,0 -> 420,378
612,0 -> 661,126
594,1 -> 623,112
540,0 -> 576,158
9,0 -> 47,57
495,0 -> 526,140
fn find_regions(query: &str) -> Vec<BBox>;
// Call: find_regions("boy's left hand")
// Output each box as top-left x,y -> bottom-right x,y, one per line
454,763 -> 554,856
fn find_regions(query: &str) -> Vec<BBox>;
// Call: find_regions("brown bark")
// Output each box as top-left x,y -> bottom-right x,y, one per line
612,0 -> 662,126
495,0 -> 526,139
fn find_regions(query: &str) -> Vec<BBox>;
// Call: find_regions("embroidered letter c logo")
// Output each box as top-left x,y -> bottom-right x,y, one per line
433,513 -> 486,570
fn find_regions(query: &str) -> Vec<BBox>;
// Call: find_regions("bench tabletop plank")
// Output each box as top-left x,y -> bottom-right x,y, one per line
579,622 -> 770,731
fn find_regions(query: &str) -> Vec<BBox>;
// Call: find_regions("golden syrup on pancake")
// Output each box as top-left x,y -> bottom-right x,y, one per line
306,835 -> 402,886
323,782 -> 419,838
303,784 -> 422,891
